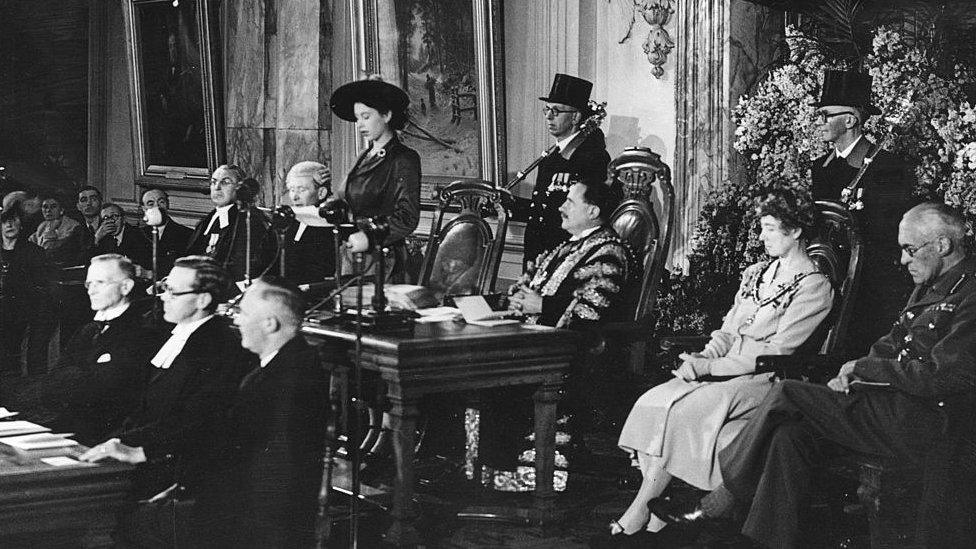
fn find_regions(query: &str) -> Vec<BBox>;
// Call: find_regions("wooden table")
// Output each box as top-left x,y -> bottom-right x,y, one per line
0,448 -> 133,547
302,319 -> 578,546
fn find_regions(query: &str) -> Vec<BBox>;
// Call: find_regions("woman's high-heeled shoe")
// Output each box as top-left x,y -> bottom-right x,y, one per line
587,520 -> 631,548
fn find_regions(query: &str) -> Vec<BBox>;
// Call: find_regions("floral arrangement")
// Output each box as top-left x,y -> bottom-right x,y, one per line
934,101 -> 976,218
658,25 -> 976,336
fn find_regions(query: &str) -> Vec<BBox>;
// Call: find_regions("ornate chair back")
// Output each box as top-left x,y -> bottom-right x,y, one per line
607,147 -> 675,322
419,180 -> 509,299
803,200 -> 863,357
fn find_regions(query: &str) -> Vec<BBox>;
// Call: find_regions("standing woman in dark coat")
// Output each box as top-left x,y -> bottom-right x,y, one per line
0,205 -> 50,375
328,78 -> 421,282
327,78 -> 421,461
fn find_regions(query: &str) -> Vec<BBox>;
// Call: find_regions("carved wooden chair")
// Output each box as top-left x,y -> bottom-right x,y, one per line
595,147 -> 676,375
418,180 -> 510,300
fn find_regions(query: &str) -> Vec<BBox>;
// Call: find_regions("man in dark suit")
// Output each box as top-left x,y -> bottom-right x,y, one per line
194,278 -> 328,548
809,70 -> 915,357
76,185 -> 103,239
45,254 -> 158,445
93,203 -> 153,271
650,202 -> 976,549
520,73 -> 610,268
185,164 -> 273,283
140,188 -> 193,277
82,255 -> 249,546
279,160 -> 336,286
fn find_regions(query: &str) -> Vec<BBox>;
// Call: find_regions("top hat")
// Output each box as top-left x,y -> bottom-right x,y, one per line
812,70 -> 880,115
330,79 -> 410,122
539,73 -> 593,114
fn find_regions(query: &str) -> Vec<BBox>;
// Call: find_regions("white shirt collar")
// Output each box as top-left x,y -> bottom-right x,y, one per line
93,301 -> 131,322
205,204 -> 234,234
259,349 -> 279,368
555,131 -> 581,152
569,225 -> 600,242
150,315 -> 214,369
834,135 -> 863,159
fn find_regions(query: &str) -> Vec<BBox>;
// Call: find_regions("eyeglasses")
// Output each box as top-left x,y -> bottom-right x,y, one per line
84,279 -> 124,290
901,239 -> 938,258
159,280 -> 202,297
100,213 -> 122,221
814,111 -> 858,124
542,106 -> 578,118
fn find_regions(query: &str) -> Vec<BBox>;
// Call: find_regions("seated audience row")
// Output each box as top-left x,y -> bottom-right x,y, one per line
64,257 -> 327,548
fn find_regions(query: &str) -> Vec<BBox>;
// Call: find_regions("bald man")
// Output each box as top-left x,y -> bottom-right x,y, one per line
194,278 -> 328,548
281,161 -> 336,286
140,188 -> 193,277
650,203 -> 976,548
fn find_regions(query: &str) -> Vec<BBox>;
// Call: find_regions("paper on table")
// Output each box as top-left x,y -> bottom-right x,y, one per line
416,306 -> 460,317
41,456 -> 85,467
454,295 -> 521,326
0,407 -> 18,419
0,433 -> 78,450
0,420 -> 50,437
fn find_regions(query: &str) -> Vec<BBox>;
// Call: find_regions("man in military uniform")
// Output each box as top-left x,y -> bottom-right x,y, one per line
650,202 -> 976,548
520,73 -> 610,268
810,70 -> 915,357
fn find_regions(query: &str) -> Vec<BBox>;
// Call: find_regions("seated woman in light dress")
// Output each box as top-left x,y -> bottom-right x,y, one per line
608,190 -> 834,541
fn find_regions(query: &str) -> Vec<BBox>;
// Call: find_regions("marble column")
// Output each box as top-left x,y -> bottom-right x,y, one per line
671,0 -> 780,271
225,0 -> 334,206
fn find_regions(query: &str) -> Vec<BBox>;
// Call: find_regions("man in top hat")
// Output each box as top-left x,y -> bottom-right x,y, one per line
521,73 -> 611,268
810,69 -> 915,357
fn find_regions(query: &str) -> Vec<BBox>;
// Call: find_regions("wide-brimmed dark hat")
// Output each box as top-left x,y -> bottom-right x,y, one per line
812,70 -> 880,115
539,73 -> 593,113
330,79 -> 409,122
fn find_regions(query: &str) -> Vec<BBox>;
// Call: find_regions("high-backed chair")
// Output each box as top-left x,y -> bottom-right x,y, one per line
418,180 -> 510,299
599,147 -> 676,374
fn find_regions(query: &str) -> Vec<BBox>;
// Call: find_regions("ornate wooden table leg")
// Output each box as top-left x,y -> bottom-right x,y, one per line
533,379 -> 562,524
384,389 -> 422,546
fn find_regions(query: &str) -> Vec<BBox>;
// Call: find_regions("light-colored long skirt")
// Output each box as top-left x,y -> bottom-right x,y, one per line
617,373 -> 774,490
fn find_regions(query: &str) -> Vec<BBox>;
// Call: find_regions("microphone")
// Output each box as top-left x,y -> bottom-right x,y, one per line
271,205 -> 295,231
345,216 -> 390,254
237,177 -> 260,206
143,207 -> 165,227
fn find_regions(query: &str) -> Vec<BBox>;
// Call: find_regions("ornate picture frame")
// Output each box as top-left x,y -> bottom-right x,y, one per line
351,0 -> 506,206
121,0 -> 223,190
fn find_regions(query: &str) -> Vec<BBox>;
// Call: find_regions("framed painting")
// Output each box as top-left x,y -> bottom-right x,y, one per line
121,0 -> 223,189
353,0 -> 506,206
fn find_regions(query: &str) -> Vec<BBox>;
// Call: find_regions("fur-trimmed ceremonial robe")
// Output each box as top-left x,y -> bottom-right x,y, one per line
524,225 -> 631,328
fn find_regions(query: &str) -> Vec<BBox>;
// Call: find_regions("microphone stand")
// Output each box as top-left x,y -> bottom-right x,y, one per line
350,252 -> 365,549
150,226 -> 159,320
244,204 -> 253,286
